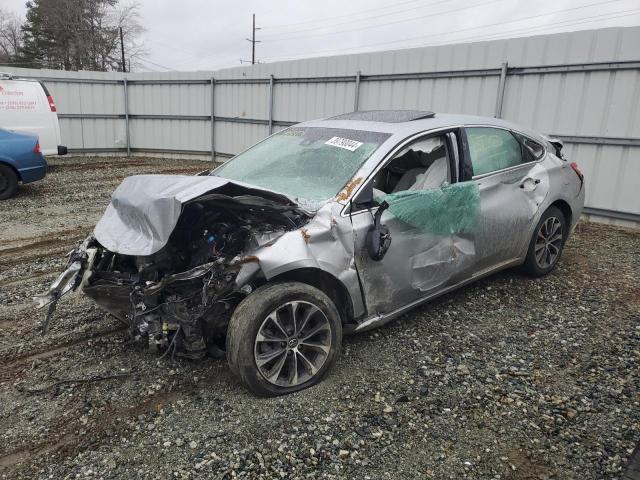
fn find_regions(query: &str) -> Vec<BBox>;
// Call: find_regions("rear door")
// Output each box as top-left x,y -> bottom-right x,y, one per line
461,126 -> 548,274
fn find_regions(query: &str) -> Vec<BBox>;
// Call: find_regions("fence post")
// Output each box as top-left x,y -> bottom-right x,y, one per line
268,74 -> 275,135
354,71 -> 361,112
494,62 -> 508,118
123,77 -> 130,156
210,76 -> 215,162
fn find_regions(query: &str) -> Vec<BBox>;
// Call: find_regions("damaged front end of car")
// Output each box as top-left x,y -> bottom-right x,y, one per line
34,174 -> 312,359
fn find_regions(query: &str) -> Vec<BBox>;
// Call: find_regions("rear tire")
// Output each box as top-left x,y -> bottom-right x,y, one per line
522,206 -> 566,277
0,164 -> 18,200
226,281 -> 342,397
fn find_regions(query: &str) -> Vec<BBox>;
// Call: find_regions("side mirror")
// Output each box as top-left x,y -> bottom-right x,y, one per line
366,201 -> 392,261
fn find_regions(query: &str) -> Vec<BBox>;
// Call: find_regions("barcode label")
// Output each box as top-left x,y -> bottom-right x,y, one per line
325,136 -> 363,151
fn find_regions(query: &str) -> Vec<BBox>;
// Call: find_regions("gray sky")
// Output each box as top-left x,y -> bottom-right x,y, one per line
4,0 -> 640,72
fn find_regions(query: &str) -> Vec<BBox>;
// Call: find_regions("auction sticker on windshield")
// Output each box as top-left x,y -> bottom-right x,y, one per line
325,136 -> 363,152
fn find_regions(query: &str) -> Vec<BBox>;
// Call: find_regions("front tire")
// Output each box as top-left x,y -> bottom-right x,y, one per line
0,164 -> 18,200
522,206 -> 567,277
226,281 -> 342,396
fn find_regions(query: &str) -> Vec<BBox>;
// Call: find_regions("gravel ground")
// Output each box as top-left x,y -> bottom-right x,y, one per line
0,156 -> 638,480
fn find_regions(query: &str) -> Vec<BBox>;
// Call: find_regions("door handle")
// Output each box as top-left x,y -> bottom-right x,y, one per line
520,178 -> 540,189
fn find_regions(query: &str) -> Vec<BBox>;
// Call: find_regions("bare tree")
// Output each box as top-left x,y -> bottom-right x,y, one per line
0,8 -> 24,66
19,0 -> 145,71
102,2 -> 147,71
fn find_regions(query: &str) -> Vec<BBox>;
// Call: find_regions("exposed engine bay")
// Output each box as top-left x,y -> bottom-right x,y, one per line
35,187 -> 311,360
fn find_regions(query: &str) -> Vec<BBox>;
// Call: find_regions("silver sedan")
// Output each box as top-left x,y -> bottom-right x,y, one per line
37,110 -> 585,396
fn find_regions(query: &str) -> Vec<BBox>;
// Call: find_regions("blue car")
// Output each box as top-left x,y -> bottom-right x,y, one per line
0,128 -> 47,199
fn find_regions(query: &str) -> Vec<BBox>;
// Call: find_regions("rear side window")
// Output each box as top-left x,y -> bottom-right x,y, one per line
466,127 -> 523,176
519,135 -> 545,160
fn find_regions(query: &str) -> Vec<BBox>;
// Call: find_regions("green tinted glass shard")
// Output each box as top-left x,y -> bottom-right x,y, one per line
378,182 -> 480,235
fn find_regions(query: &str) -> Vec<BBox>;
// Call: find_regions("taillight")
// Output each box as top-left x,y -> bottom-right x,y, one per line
570,162 -> 583,181
47,95 -> 56,112
34,141 -> 40,154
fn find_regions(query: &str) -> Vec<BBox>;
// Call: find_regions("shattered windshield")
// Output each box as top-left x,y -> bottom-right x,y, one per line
213,127 -> 390,205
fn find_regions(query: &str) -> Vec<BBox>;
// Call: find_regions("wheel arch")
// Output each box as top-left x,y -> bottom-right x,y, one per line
549,199 -> 573,233
0,159 -> 22,182
268,268 -> 355,326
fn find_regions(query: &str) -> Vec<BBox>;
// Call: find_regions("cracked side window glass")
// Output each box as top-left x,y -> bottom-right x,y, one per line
213,127 -> 390,204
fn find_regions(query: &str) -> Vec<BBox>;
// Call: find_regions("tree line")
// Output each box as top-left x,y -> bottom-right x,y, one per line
0,0 -> 144,72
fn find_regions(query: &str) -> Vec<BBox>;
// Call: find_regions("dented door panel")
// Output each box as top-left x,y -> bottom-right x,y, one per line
350,183 -> 481,316
471,162 -> 550,272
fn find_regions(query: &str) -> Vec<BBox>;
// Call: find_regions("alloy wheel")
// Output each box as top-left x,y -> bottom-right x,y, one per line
254,300 -> 332,387
535,216 -> 563,269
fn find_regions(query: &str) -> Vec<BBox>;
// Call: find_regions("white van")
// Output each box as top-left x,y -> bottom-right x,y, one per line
0,73 -> 67,156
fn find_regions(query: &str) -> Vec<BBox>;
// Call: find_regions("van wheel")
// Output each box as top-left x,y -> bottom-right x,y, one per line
522,206 -> 566,277
226,282 -> 342,397
0,164 -> 18,200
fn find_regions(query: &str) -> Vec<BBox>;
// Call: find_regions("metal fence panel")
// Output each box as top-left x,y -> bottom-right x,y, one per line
214,83 -> 270,118
129,118 -> 210,152
214,121 -> 269,156
1,26 -> 639,223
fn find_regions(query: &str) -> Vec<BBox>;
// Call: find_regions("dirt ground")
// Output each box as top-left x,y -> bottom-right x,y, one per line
0,156 -> 638,479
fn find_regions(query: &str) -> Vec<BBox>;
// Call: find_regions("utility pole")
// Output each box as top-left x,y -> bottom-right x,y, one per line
244,14 -> 261,65
119,27 -> 126,72
251,14 -> 256,64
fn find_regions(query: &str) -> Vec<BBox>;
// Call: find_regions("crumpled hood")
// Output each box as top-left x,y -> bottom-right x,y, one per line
94,174 -> 299,256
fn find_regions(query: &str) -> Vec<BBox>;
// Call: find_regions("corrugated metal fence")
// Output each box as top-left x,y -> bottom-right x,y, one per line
2,26 -> 640,224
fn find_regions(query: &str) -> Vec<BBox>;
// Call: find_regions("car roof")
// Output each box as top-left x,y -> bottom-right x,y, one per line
328,110 -> 435,123
297,111 -> 545,142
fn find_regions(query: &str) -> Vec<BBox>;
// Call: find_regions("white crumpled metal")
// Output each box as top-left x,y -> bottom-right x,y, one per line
93,174 -> 300,257
94,175 -> 232,256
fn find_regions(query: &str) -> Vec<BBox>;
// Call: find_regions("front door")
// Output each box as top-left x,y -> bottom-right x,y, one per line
350,131 -> 479,316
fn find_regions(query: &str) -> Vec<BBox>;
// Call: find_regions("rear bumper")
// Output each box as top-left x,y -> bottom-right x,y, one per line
18,161 -> 47,183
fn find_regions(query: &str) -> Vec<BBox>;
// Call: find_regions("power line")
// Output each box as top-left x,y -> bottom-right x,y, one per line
430,8 -> 640,46
259,9 -> 635,63
131,54 -> 175,71
266,0 -> 634,44
259,0 -> 628,61
260,0 -> 451,36
260,0 -> 503,41
261,0 -> 432,30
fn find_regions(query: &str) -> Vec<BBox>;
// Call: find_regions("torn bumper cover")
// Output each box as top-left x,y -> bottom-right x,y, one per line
33,235 -> 95,333
34,174 -> 312,358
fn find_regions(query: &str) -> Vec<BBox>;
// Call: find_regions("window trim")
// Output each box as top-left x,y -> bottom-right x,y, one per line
343,125 -> 462,217
463,125 -> 546,181
515,133 -> 546,161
